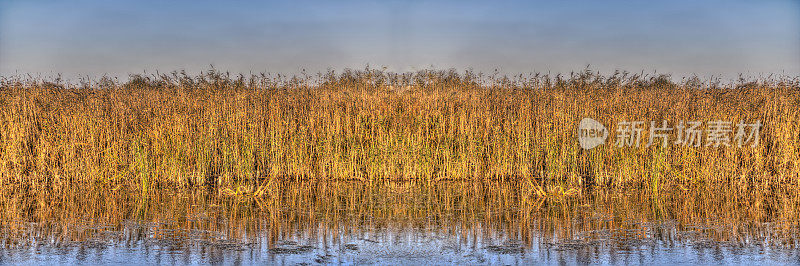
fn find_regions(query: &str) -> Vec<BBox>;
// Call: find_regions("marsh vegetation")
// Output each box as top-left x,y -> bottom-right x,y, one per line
0,69 -> 798,196
0,69 -> 798,264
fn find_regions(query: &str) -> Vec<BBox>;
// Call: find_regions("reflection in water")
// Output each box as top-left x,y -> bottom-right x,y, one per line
1,181 -> 799,265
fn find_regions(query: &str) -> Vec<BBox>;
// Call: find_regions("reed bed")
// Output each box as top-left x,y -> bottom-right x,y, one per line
0,69 -> 798,194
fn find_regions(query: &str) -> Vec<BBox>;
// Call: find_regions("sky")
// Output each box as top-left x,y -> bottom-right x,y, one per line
1,0 -> 799,80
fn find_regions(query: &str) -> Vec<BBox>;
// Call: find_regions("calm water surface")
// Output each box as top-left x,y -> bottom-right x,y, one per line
1,181 -> 798,265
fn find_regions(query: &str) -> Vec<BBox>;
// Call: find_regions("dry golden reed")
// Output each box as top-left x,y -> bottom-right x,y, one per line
0,68 -> 798,193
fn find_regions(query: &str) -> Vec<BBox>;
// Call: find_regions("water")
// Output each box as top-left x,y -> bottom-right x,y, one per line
1,181 -> 798,265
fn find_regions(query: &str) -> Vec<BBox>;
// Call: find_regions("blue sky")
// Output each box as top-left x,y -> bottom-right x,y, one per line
1,0 -> 798,80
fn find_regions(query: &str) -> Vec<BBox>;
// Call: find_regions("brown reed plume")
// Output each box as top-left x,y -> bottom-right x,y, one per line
0,68 -> 798,194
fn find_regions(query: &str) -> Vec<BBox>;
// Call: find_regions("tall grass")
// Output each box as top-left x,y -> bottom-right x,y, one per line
0,68 -> 798,193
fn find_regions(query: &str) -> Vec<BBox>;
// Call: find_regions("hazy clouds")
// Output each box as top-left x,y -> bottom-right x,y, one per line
1,0 -> 798,80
